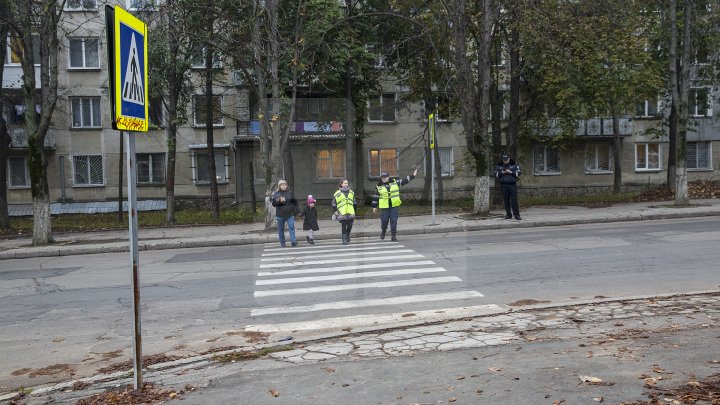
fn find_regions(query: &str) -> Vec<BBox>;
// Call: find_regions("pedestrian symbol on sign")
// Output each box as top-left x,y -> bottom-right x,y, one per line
122,33 -> 144,105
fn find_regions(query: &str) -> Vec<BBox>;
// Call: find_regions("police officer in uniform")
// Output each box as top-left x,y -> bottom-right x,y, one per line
372,168 -> 417,241
495,154 -> 521,220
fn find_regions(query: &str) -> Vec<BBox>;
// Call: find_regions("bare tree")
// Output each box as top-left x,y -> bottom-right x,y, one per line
0,0 -> 11,229
6,0 -> 63,245
449,0 -> 498,214
669,0 -> 693,205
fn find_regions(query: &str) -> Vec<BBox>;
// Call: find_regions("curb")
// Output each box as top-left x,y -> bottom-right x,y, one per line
2,209 -> 720,259
3,289 -> 719,402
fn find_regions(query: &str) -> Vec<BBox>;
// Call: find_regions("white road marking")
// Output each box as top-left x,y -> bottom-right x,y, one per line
260,249 -> 416,262
245,304 -> 505,332
250,291 -> 485,316
261,245 -> 403,257
259,254 -> 425,268
253,276 -> 462,297
255,267 -> 447,285
257,260 -> 437,277
262,240 -> 396,252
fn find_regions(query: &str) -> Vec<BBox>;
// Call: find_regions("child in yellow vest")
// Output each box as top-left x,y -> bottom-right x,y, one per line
332,178 -> 357,245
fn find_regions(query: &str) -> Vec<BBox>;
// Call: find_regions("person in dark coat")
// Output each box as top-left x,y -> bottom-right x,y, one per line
301,195 -> 319,245
495,154 -> 521,220
270,179 -> 299,246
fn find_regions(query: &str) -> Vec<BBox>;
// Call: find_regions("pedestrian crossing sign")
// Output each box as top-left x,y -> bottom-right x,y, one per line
107,6 -> 148,132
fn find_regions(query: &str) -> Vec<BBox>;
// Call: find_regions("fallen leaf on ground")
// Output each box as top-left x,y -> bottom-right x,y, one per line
323,367 -> 336,373
593,397 -> 603,402
579,375 -> 615,386
586,351 -> 594,358
269,389 -> 279,397
686,381 -> 700,387
488,367 -> 502,372
456,376 -> 465,380
652,365 -> 671,374
449,398 -> 457,403
553,400 -> 566,405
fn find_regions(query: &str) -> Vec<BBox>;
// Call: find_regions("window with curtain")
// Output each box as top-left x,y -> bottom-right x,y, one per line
368,149 -> 398,177
316,149 -> 346,179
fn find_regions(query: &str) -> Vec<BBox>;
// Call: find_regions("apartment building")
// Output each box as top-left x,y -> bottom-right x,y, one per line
3,2 -> 719,211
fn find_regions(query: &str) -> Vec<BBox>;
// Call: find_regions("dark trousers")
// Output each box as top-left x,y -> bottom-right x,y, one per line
340,219 -> 354,234
380,207 -> 399,233
501,183 -> 520,217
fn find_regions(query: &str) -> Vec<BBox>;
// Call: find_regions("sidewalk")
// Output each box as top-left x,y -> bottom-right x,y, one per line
14,291 -> 720,404
2,198 -> 720,259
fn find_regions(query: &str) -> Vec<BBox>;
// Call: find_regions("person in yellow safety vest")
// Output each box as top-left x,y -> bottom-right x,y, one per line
332,178 -> 357,245
372,168 -> 417,242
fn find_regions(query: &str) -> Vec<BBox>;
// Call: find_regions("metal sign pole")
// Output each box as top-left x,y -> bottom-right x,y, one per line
126,130 -> 143,389
429,113 -> 436,225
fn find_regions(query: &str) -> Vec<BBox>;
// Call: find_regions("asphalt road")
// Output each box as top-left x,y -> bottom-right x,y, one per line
1,217 -> 719,391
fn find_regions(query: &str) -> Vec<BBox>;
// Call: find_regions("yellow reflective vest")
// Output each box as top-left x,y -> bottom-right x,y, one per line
376,180 -> 401,209
334,189 -> 356,216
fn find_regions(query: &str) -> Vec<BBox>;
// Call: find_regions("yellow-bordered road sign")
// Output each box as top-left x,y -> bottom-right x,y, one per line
106,6 -> 148,132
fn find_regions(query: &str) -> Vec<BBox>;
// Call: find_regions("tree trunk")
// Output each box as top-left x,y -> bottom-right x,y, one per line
283,144 -> 294,190
249,149 -> 257,213
0,10 -> 10,229
434,141 -> 443,202
345,62 -> 356,195
15,0 -> 62,245
666,106 -> 677,187
507,22 -> 520,159
205,34 -> 220,218
0,115 -> 9,229
611,111 -> 622,194
669,0 -> 692,205
166,120 -> 177,224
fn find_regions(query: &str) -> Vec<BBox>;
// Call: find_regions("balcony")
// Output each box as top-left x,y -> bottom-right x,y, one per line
9,126 -> 56,149
576,118 -> 633,137
236,120 -> 345,140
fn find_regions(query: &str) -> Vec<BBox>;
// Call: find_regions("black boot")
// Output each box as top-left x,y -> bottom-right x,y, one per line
391,232 -> 398,242
306,236 -> 311,243
380,229 -> 386,240
342,233 -> 348,245
309,237 -> 315,245
346,233 -> 351,244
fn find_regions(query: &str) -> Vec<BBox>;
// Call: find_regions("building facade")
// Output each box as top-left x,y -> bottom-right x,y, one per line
3,2 -> 719,211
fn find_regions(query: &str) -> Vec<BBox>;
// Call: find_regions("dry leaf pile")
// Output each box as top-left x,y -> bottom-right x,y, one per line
632,181 -> 720,202
75,382 -> 195,405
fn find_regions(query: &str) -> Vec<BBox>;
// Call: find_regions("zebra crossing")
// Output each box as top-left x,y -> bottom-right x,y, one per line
245,239 -> 500,333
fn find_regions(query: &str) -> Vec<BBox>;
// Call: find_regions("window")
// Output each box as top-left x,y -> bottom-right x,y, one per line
636,99 -> 658,117
5,35 -> 40,65
149,96 -> 163,127
127,0 -> 160,10
137,153 -> 165,184
190,46 -> 222,68
585,144 -> 612,173
69,38 -> 100,69
368,94 -> 395,122
368,148 -> 398,177
193,95 -> 223,126
65,0 -> 96,11
316,149 -> 346,179
687,142 -> 711,170
635,143 -> 661,170
533,145 -> 560,174
689,88 -> 712,117
426,147 -> 455,177
8,156 -> 30,188
71,97 -> 101,128
193,149 -> 228,184
73,155 -> 104,186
